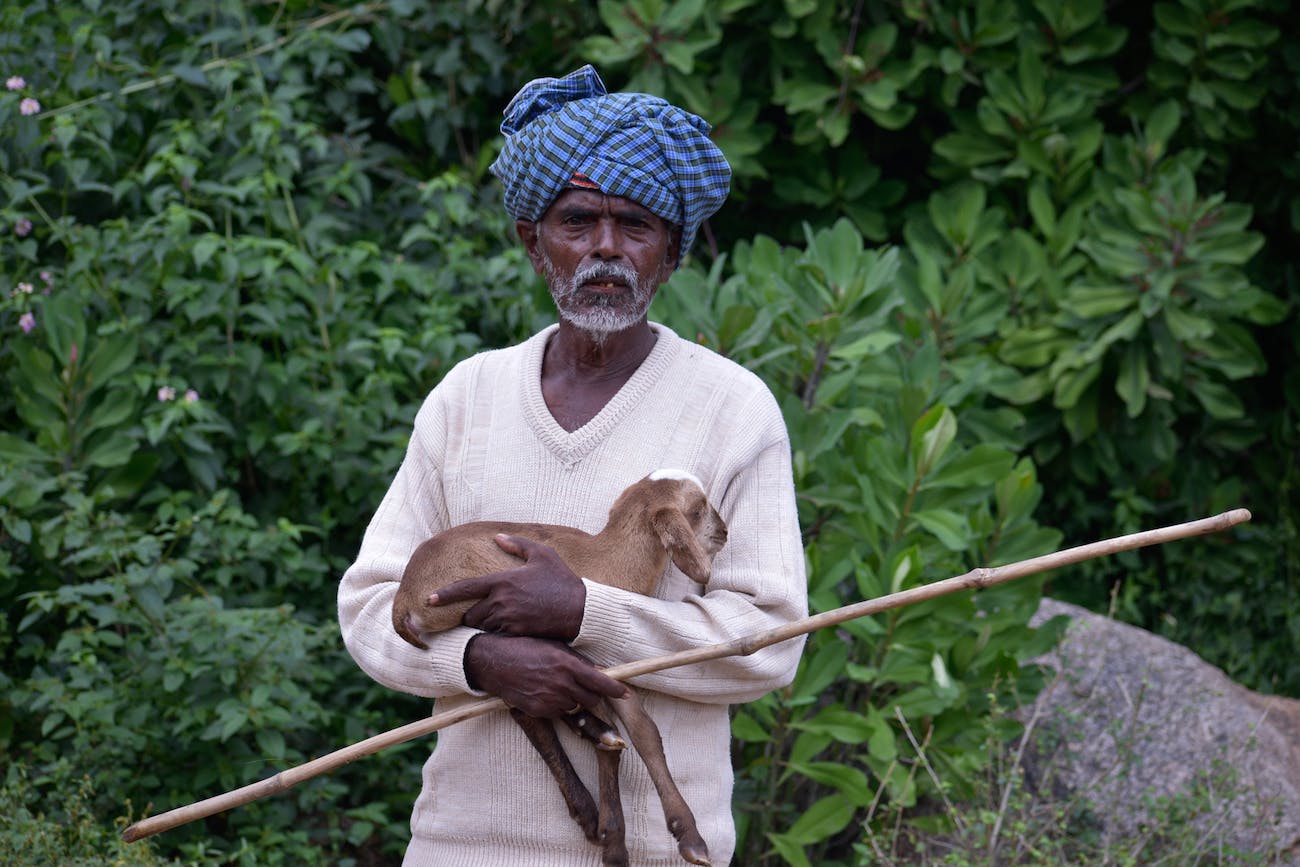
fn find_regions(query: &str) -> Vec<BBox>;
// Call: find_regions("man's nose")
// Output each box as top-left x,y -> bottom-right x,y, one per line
589,217 -> 621,259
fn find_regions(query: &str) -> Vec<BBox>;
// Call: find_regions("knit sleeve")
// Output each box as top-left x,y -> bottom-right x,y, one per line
337,383 -> 483,699
572,386 -> 808,705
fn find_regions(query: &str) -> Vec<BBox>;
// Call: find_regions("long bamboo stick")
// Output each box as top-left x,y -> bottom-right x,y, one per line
122,507 -> 1251,843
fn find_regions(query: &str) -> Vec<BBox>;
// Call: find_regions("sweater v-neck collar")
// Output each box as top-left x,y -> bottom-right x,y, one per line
521,322 -> 679,464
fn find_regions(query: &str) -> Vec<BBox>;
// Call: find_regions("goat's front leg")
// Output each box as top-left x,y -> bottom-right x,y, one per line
560,709 -> 627,751
606,693 -> 711,866
509,709 -> 600,844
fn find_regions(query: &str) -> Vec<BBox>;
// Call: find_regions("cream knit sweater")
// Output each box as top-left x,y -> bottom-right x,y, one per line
338,322 -> 808,866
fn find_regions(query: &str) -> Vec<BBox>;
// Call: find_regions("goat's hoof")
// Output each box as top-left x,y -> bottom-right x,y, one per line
677,842 -> 710,866
670,823 -> 710,866
596,731 -> 627,751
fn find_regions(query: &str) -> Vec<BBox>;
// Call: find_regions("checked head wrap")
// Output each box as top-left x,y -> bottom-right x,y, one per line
489,65 -> 731,260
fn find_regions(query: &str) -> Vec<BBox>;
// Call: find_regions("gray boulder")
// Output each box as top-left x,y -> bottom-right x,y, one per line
1024,598 -> 1300,864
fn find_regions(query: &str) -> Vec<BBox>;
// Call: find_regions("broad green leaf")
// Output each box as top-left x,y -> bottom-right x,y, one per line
1190,378 -> 1245,420
994,459 -> 1042,524
0,433 -> 53,464
910,508 -> 971,551
930,652 -> 953,690
866,708 -> 896,762
1052,360 -> 1101,409
1153,3 -> 1197,37
1145,99 -> 1181,146
42,292 -> 87,367
1064,283 -> 1136,318
82,393 -> 138,435
787,761 -> 872,807
792,640 -> 849,704
795,706 -> 873,744
911,405 -> 957,478
732,711 -> 768,742
82,433 -> 138,469
925,445 -> 1016,489
255,728 -> 287,760
887,546 -> 920,594
767,833 -> 812,867
1027,179 -> 1055,237
1164,306 -> 1215,341
2,516 -> 32,544
1115,344 -> 1150,417
192,234 -> 222,269
832,330 -> 902,360
782,793 -> 856,844
84,334 -> 139,390
999,327 -> 1070,367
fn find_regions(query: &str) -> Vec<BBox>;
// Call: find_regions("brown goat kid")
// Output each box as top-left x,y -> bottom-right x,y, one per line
392,469 -> 727,867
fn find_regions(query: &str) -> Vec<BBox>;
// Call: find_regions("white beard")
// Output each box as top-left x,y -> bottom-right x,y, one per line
542,256 -> 659,338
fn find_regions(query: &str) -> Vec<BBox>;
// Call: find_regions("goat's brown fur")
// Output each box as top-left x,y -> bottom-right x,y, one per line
392,471 -> 726,867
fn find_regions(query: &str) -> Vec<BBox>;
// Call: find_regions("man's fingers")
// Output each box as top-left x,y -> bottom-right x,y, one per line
428,575 -> 491,606
577,665 -> 629,700
492,533 -> 535,559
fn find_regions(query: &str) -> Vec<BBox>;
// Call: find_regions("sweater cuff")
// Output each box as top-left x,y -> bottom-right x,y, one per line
573,579 -> 632,666
426,625 -> 487,696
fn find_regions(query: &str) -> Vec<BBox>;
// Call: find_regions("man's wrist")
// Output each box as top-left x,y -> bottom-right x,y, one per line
463,633 -> 483,691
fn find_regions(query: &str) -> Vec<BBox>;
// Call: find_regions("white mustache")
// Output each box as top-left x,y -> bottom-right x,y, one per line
571,261 -> 638,288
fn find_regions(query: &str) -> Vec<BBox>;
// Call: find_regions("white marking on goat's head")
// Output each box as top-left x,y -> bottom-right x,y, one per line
639,468 -> 726,585
648,468 -> 704,490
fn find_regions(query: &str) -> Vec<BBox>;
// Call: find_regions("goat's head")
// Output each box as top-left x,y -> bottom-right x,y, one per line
625,469 -> 728,584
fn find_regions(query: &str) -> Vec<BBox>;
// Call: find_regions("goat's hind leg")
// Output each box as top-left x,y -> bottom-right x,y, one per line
606,693 -> 711,866
509,709 -> 600,844
594,745 -> 628,867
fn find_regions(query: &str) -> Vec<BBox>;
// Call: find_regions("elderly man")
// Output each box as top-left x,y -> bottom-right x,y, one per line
338,66 -> 807,866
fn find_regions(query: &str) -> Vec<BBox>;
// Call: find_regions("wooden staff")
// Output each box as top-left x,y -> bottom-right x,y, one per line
122,507 -> 1251,843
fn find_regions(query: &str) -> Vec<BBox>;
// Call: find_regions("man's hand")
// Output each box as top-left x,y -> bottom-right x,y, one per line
465,633 -> 627,718
430,534 -> 586,641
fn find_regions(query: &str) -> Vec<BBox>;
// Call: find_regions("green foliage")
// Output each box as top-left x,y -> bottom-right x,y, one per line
1,764 -> 175,866
1143,0 -> 1280,145
585,0 -> 1298,682
0,1 -> 570,861
653,220 -> 1065,863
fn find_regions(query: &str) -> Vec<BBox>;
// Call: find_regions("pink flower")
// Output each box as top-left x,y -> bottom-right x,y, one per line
5,76 -> 23,91
14,218 -> 32,237
184,388 -> 200,403
19,97 -> 40,115
18,312 -> 35,333
39,271 -> 52,283
157,386 -> 176,402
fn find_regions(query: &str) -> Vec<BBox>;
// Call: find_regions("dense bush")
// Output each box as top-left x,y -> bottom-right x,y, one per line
0,2 -> 562,862
581,0 -> 1298,699
1,0 -> 1294,864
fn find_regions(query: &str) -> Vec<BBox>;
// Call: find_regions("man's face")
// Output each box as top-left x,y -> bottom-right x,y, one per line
519,190 -> 680,337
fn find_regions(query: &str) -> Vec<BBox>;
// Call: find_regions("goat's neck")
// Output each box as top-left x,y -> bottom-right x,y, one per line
583,512 -> 670,595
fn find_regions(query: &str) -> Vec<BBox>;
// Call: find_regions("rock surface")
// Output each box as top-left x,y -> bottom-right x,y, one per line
1024,598 -> 1300,864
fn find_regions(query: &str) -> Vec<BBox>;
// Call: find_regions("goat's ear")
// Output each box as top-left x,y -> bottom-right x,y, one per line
652,507 -> 712,584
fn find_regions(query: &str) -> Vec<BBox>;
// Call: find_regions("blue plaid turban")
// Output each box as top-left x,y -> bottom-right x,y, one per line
489,65 -> 731,259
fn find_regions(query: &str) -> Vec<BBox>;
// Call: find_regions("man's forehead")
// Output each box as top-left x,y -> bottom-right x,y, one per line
545,189 -> 660,220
